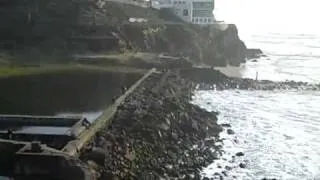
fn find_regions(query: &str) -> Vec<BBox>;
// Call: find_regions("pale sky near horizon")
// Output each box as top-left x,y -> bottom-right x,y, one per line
214,0 -> 320,32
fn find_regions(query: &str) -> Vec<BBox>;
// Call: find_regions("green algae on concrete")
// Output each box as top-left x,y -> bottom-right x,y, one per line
0,64 -> 146,78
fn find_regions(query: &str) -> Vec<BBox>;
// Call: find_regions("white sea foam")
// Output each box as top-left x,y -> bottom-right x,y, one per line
192,90 -> 320,179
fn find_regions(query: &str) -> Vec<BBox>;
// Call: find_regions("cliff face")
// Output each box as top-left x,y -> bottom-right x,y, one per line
119,23 -> 247,66
0,0 -> 249,66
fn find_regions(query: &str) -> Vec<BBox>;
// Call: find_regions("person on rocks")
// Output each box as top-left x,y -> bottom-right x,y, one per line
121,86 -> 128,94
81,119 -> 91,129
7,129 -> 13,140
112,96 -> 117,103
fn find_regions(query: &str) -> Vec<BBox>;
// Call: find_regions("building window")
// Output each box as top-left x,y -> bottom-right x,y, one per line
192,9 -> 212,17
182,1 -> 186,4
178,1 -> 181,4
199,18 -> 203,22
174,1 -> 177,4
204,18 -> 207,23
195,18 -> 198,23
192,2 -> 214,9
183,9 -> 188,16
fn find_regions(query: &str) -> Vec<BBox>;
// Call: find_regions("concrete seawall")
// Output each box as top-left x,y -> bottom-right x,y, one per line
63,68 -> 156,156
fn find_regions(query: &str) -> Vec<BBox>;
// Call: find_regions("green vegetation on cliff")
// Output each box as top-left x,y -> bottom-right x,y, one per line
0,64 -> 145,78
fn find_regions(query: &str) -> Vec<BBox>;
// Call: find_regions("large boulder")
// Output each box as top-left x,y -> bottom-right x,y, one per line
247,48 -> 264,59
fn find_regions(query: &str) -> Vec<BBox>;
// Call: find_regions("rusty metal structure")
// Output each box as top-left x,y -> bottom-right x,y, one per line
0,115 -> 93,180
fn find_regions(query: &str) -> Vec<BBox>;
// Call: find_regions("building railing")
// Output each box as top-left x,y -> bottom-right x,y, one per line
104,0 -> 151,8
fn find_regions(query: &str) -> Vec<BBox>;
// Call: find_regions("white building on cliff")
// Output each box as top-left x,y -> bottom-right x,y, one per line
151,0 -> 215,24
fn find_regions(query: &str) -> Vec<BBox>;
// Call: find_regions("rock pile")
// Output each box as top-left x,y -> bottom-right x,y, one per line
180,68 -> 320,91
81,70 -> 223,179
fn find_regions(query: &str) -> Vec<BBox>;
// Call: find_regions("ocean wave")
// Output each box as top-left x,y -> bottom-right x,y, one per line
265,53 -> 320,59
193,90 -> 320,179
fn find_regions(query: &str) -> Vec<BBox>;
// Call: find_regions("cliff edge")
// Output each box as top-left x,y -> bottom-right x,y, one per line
119,23 -> 247,66
0,0 -> 253,66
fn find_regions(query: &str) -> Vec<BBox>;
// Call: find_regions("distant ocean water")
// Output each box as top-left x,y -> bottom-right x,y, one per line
214,0 -> 320,83
192,0 -> 320,179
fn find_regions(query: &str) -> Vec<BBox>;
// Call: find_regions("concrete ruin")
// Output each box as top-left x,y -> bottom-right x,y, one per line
0,68 -> 155,180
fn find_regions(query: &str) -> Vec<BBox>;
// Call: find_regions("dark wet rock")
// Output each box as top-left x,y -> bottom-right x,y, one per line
158,122 -> 170,131
227,129 -> 235,135
202,177 -> 210,180
222,171 -> 228,177
183,174 -> 194,179
229,156 -> 236,163
86,160 -> 99,171
204,139 -> 215,147
247,48 -> 264,59
192,120 -> 200,131
194,173 -> 201,180
180,68 -> 320,91
225,166 -> 232,171
239,163 -> 246,168
236,152 -> 244,156
167,150 -> 177,160
82,147 -> 106,166
221,123 -> 231,128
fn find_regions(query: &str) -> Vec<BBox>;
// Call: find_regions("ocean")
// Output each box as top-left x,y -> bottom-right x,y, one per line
192,0 -> 320,179
214,0 -> 320,83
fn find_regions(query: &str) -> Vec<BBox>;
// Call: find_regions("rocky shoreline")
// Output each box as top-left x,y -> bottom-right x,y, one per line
80,68 -> 319,180
179,68 -> 320,91
81,70 -> 223,179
